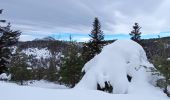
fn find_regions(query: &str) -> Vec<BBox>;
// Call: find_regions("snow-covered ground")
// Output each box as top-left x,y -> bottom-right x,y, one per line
27,80 -> 67,89
0,81 -> 169,100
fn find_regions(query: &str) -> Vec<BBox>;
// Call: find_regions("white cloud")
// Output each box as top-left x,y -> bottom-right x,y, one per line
76,37 -> 90,42
19,35 -> 36,41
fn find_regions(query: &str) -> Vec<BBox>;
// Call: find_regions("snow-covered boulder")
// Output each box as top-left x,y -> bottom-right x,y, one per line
75,40 -> 154,94
0,73 -> 11,81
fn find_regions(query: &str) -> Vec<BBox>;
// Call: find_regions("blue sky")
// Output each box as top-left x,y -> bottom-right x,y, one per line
19,32 -> 170,42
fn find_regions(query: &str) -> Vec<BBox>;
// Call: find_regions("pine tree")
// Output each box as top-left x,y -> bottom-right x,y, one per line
9,52 -> 32,85
45,57 -> 59,82
0,9 -> 21,74
59,42 -> 84,87
89,17 -> 104,42
129,23 -> 141,44
83,17 -> 104,62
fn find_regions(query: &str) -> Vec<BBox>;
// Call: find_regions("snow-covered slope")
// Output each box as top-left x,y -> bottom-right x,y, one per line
22,48 -> 52,59
0,81 -> 169,100
75,40 -> 154,93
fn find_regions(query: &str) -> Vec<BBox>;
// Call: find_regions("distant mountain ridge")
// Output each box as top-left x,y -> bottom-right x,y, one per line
33,36 -> 56,41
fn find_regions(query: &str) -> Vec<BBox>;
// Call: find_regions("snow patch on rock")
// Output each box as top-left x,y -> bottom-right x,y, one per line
0,73 -> 11,80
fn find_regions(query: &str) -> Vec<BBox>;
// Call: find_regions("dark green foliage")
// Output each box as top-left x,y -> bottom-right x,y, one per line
154,57 -> 170,85
33,67 -> 46,80
151,38 -> 170,96
153,57 -> 170,96
129,23 -> 141,44
9,51 -> 60,83
9,53 -> 32,85
10,64 -> 32,85
82,42 -> 98,62
83,17 -> 104,62
59,42 -> 84,87
89,17 -> 104,42
45,57 -> 59,82
0,10 -> 21,74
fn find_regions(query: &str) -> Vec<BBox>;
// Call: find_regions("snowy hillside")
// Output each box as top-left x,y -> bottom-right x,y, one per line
21,47 -> 63,60
22,48 -> 52,59
0,81 -> 169,100
12,40 -> 81,68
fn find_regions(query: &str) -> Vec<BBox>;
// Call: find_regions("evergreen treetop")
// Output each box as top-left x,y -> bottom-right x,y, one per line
82,17 -> 104,62
89,17 -> 104,42
129,23 -> 141,43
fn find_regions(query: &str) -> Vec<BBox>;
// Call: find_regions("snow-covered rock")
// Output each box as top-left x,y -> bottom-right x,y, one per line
75,40 -> 154,94
0,73 -> 11,80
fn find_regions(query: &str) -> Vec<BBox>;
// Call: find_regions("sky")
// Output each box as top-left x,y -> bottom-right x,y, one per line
0,0 -> 170,41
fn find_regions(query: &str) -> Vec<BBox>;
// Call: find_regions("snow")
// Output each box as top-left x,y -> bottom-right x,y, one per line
75,40 -> 154,94
0,73 -> 11,80
0,81 -> 169,100
11,46 -> 17,54
167,58 -> 170,61
21,47 -> 62,60
168,86 -> 170,93
27,80 -> 67,89
22,48 -> 51,59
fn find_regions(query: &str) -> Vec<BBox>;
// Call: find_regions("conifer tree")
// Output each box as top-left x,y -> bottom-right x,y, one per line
0,9 -> 21,74
45,57 -> 59,82
59,42 -> 84,87
83,17 -> 104,62
9,52 -> 32,85
129,23 -> 141,44
90,17 -> 104,42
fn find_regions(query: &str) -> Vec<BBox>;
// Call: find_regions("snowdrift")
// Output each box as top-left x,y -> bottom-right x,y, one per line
75,40 -> 154,93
